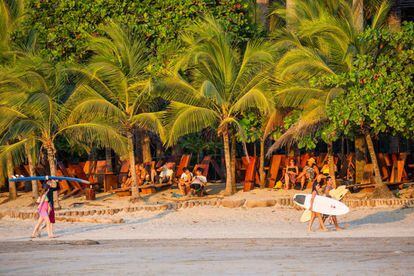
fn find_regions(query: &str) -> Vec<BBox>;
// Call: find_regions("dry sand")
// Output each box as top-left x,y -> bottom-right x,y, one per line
1,195 -> 414,275
1,206 -> 414,241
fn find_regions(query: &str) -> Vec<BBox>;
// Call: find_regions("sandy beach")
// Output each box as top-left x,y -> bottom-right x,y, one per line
2,188 -> 414,274
1,206 -> 414,241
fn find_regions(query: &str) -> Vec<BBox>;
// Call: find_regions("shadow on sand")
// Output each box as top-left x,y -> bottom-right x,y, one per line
54,209 -> 174,237
347,207 -> 414,228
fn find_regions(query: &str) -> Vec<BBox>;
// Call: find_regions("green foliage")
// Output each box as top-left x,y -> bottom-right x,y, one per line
178,132 -> 222,155
237,112 -> 262,143
15,0 -> 256,73
326,22 -> 414,138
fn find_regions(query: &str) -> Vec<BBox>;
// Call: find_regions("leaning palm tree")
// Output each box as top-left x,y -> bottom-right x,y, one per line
69,21 -> 165,199
268,0 -> 392,192
160,16 -> 275,195
0,54 -> 126,206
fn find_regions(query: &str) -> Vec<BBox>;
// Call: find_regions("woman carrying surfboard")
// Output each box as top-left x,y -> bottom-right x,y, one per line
308,181 -> 328,232
324,177 -> 344,231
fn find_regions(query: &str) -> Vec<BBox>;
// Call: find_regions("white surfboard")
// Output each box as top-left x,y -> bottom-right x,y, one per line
329,185 -> 349,201
293,194 -> 349,216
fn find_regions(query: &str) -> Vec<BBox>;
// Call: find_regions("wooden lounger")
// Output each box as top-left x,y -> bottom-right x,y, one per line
242,156 -> 257,192
175,154 -> 191,178
267,155 -> 283,188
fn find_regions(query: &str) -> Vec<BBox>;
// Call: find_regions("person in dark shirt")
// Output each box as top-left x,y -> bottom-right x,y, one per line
44,180 -> 59,227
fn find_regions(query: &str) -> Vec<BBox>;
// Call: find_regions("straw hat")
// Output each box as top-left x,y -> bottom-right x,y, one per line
307,157 -> 316,165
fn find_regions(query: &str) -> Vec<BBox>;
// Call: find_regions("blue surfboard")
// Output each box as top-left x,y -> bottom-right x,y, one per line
8,175 -> 90,184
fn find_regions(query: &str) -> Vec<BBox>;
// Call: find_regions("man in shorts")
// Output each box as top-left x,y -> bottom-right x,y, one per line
190,167 -> 207,196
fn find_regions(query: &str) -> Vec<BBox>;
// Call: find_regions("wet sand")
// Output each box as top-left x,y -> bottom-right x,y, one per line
1,238 -> 413,275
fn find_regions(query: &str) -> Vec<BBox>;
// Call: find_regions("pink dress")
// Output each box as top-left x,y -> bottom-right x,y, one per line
38,200 -> 49,218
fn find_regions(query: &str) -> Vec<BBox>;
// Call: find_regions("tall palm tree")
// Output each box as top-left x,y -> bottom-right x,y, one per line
0,55 -> 126,206
69,21 -> 165,199
268,0 -> 391,192
161,16 -> 275,195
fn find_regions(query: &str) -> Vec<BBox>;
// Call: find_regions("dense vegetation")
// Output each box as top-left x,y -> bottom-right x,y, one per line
1,0 -> 413,199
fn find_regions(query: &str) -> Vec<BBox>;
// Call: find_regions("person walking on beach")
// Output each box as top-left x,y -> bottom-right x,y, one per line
324,176 -> 343,231
308,181 -> 328,232
45,180 -> 59,231
31,185 -> 55,238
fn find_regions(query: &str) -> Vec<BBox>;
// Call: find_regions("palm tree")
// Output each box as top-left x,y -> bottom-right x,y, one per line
69,21 -> 165,199
0,54 -> 126,206
268,0 -> 392,193
161,16 -> 275,195
0,0 -> 24,61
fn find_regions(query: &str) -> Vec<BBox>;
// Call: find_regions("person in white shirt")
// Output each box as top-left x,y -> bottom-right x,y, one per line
190,167 -> 208,196
157,162 -> 174,184
178,167 -> 193,195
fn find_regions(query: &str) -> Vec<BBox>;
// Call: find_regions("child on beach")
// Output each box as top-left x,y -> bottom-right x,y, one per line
178,167 -> 193,195
31,185 -> 55,238
308,181 -> 328,232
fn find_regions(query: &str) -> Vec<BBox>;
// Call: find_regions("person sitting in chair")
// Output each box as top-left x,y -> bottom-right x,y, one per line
178,167 -> 193,195
284,159 -> 298,190
190,167 -> 207,196
297,157 -> 319,190
157,162 -> 174,184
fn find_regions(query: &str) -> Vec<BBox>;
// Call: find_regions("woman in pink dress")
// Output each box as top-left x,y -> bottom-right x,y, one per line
31,188 -> 55,238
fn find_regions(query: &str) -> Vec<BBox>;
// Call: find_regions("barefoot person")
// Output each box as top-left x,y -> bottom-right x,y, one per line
178,167 -> 193,195
308,181 -> 328,232
190,167 -> 207,196
323,176 -> 343,231
45,180 -> 58,235
31,185 -> 55,238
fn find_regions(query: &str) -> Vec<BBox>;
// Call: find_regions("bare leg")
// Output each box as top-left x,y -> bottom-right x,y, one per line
332,216 -> 343,230
316,213 -> 328,231
31,217 -> 44,238
284,173 -> 290,190
308,212 -> 316,232
45,217 -> 55,238
178,182 -> 186,195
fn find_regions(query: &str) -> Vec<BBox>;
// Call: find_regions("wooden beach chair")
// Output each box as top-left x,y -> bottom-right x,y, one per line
267,155 -> 283,188
175,154 -> 191,178
242,156 -> 258,192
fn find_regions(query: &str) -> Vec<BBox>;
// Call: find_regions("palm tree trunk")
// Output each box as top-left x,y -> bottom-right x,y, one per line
45,143 -> 61,208
25,144 -> 38,199
355,136 -> 366,183
142,132 -> 152,163
259,138 -> 266,188
353,0 -> 364,32
105,147 -> 113,173
128,132 -> 140,199
327,142 -> 336,188
7,151 -> 17,200
223,128 -> 234,195
364,131 -> 394,198
231,135 -> 236,187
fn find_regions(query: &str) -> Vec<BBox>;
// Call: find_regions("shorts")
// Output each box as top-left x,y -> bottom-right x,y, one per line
190,183 -> 202,191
